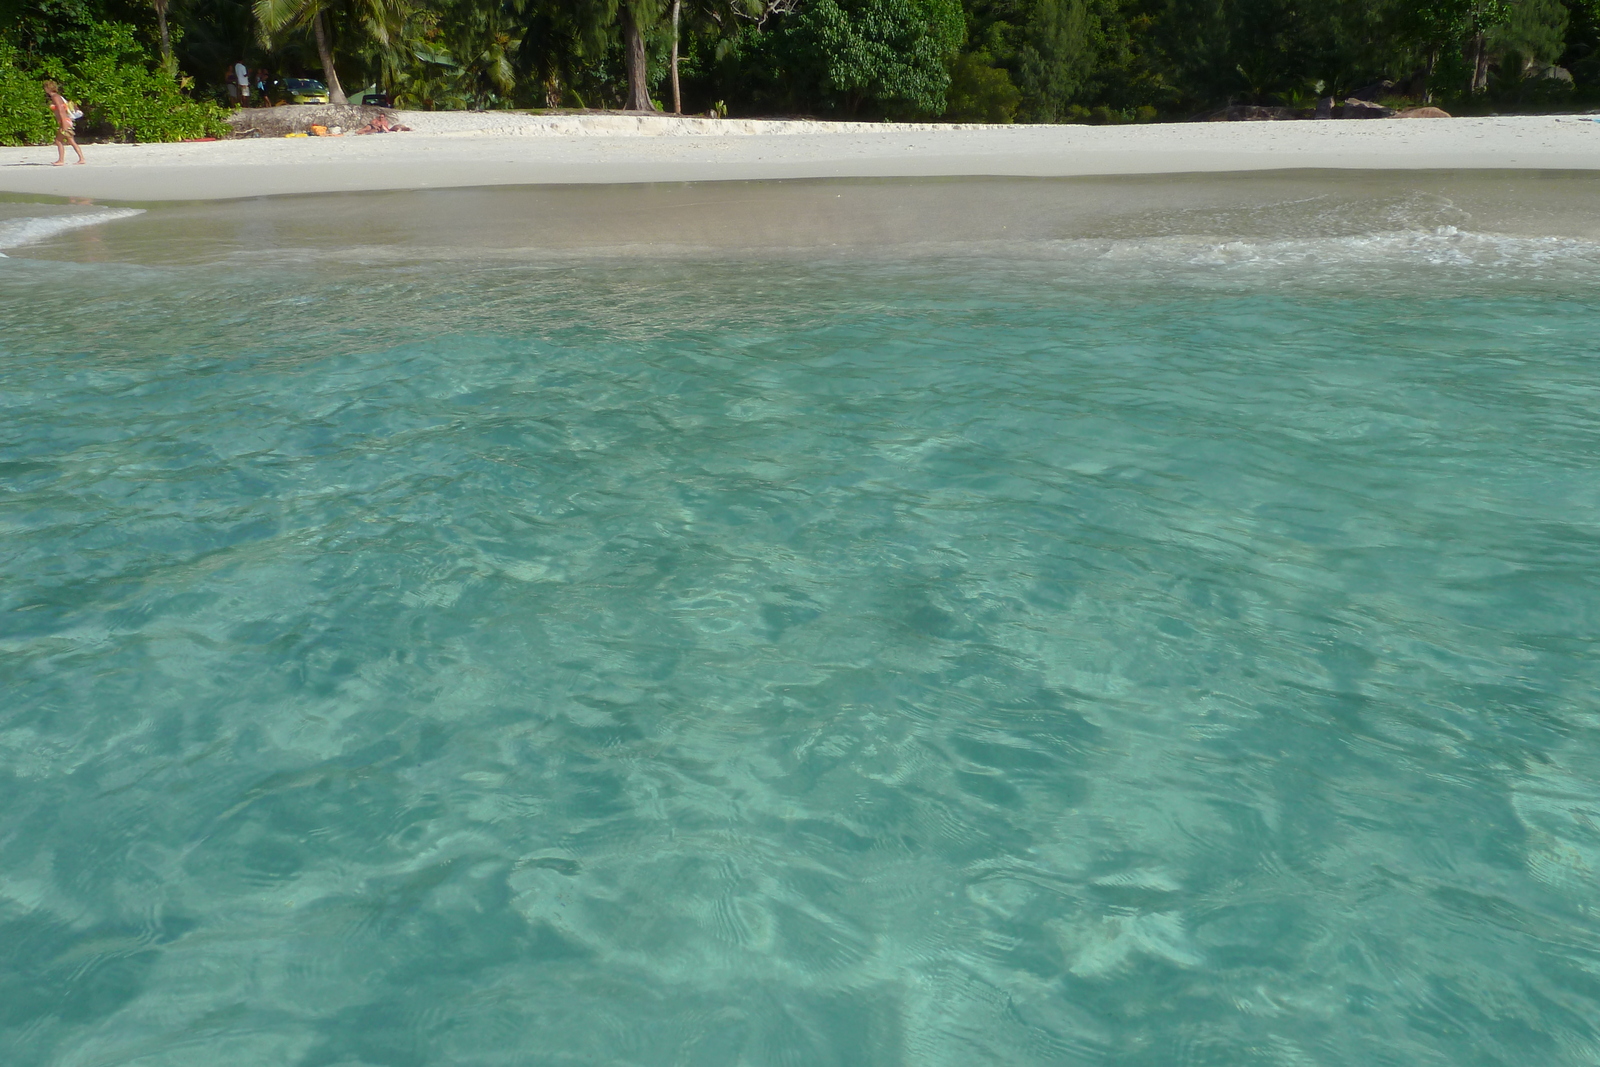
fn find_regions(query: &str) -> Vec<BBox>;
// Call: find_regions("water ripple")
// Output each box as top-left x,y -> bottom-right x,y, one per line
2,250 -> 1599,1066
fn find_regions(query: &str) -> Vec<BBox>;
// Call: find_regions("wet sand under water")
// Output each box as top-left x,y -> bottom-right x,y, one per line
4,169 -> 1600,265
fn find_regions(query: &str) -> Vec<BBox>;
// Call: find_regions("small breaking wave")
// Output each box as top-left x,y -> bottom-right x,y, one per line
0,208 -> 145,253
962,225 -> 1600,295
1086,226 -> 1600,269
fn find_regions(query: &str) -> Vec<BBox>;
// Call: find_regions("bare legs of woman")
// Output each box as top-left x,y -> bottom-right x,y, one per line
54,128 -> 86,166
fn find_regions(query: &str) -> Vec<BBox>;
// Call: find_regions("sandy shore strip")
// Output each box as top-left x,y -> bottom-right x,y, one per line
2,113 -> 1597,202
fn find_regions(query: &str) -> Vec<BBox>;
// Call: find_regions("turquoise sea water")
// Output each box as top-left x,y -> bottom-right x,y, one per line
4,182 -> 1600,1066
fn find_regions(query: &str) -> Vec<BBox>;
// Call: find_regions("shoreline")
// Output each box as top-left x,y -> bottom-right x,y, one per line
1,113 -> 1597,202
8,171 -> 1600,263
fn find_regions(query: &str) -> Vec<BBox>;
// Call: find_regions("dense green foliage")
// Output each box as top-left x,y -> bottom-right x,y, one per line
2,0 -> 1599,141
0,0 -> 230,143
779,0 -> 964,115
0,40 -> 55,143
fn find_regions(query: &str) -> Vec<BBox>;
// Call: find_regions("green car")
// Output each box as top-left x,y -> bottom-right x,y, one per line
280,78 -> 329,105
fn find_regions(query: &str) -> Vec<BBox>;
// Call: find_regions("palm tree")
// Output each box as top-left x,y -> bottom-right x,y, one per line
255,0 -> 412,105
640,0 -> 782,113
619,0 -> 662,110
668,0 -> 681,112
255,0 -> 350,103
509,0 -> 617,108
153,0 -> 175,73
442,0 -> 524,107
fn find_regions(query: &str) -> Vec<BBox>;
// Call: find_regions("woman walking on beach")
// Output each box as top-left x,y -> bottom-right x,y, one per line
44,81 -> 85,166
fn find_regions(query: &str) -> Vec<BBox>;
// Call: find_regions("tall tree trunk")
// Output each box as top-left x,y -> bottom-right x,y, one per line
1469,32 -> 1490,93
670,0 -> 681,114
312,9 -> 348,105
622,6 -> 655,112
154,0 -> 172,73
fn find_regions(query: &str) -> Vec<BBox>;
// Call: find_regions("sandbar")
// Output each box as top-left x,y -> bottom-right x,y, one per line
1,112 -> 1597,202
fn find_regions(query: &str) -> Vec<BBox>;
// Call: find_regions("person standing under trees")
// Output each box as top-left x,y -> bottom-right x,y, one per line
43,81 -> 86,166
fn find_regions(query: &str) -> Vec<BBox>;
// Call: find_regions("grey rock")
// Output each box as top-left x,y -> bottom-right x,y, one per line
1528,64 -> 1574,83
225,103 -> 394,138
1340,98 -> 1396,119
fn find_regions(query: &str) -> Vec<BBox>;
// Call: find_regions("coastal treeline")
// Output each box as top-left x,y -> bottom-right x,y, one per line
3,0 -> 1599,142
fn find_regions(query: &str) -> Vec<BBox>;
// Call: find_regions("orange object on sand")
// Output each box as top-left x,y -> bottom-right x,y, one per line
310,124 -> 328,136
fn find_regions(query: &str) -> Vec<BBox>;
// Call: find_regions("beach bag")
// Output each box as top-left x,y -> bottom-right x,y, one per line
68,100 -> 83,121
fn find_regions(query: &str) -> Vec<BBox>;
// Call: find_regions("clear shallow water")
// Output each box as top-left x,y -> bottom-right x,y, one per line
4,193 -> 1600,1066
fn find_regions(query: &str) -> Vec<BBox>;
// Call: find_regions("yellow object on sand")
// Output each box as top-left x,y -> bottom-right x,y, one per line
284,132 -> 308,138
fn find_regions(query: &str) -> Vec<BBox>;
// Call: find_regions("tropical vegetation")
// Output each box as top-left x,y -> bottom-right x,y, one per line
1,0 -> 1599,144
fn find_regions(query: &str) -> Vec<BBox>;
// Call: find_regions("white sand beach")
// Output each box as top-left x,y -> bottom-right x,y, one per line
2,112 -> 1598,201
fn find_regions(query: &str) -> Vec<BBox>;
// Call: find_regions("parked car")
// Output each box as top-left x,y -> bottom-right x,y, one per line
280,78 -> 329,105
362,93 -> 391,107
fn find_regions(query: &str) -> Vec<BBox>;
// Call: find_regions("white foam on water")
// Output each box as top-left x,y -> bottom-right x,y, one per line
0,208 -> 145,252
1090,227 -> 1600,270
987,226 -> 1600,294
